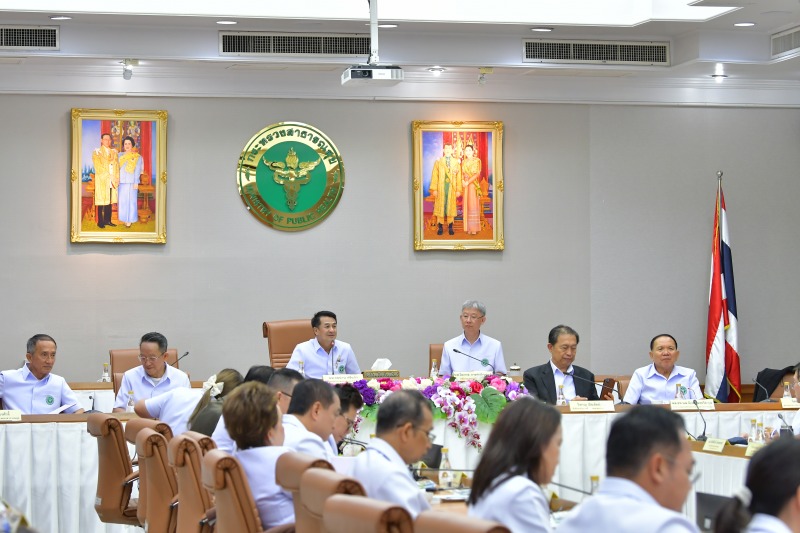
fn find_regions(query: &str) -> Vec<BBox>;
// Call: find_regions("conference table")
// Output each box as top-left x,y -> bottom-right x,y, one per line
0,401 -> 793,533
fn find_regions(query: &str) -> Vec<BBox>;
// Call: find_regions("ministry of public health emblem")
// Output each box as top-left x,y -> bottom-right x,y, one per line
237,122 -> 345,231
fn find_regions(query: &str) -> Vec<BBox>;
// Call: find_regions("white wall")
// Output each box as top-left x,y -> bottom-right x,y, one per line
0,94 -> 797,386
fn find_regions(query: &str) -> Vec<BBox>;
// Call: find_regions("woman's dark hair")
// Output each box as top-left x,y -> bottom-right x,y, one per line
714,437 -> 800,533
468,396 -> 561,506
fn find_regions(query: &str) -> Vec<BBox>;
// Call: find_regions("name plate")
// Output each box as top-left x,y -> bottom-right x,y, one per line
745,441 -> 765,457
781,397 -> 800,409
322,374 -> 364,384
452,371 -> 492,381
702,438 -> 727,453
362,370 -> 400,379
670,399 -> 716,411
0,410 -> 22,421
569,400 -> 615,413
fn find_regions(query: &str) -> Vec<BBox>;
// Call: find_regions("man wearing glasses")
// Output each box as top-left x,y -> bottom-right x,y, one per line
330,383 -> 364,455
351,390 -> 434,518
439,300 -> 507,376
558,406 -> 700,532
112,332 -> 191,412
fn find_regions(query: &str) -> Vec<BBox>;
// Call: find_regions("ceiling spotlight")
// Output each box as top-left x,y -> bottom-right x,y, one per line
531,27 -> 553,32
216,20 -> 237,25
50,15 -> 72,21
733,22 -> 755,27
711,74 -> 728,83
427,66 -> 446,76
365,23 -> 398,28
121,59 -> 138,80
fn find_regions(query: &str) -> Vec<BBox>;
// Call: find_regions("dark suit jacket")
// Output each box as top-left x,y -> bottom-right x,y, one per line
753,365 -> 798,402
523,361 -> 599,404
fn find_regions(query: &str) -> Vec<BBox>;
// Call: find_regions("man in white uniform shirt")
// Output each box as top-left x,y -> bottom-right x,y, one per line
113,332 -> 191,412
558,406 -> 700,533
282,378 -> 340,462
134,386 -> 203,435
351,390 -> 433,519
0,334 -> 84,414
439,300 -> 507,376
286,311 -> 360,378
622,334 -> 702,404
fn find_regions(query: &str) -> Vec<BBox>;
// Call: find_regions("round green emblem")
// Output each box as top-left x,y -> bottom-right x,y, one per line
237,122 -> 345,231
45,395 -> 54,405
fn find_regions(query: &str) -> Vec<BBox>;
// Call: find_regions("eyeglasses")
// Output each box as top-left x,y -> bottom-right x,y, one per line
281,391 -> 292,398
414,426 -> 436,442
665,455 -> 701,485
138,355 -> 163,363
460,314 -> 485,321
339,415 -> 355,430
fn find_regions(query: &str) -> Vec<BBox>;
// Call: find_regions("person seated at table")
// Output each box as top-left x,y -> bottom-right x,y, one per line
286,311 -> 360,377
134,369 -> 241,435
283,378 -> 340,461
113,332 -> 191,412
330,383 -> 364,455
224,381 -> 295,530
439,300 -> 507,376
714,437 -> 800,533
187,368 -> 244,435
0,334 -> 84,414
351,390 -> 433,518
523,325 -> 609,404
557,406 -> 699,533
622,334 -> 702,404
468,396 -> 561,533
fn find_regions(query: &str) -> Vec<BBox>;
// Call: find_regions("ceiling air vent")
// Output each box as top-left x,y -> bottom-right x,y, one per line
772,26 -> 800,59
220,32 -> 370,57
0,26 -> 59,50
523,39 -> 669,66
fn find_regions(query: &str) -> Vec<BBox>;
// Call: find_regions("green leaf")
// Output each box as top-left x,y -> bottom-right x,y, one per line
472,387 -> 507,424
360,404 -> 379,421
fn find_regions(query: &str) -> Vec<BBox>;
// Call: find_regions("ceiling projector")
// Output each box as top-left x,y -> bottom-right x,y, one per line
341,65 -> 404,86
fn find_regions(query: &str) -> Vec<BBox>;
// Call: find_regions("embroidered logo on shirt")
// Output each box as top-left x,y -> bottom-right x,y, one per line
338,365 -> 345,373
45,395 -> 54,405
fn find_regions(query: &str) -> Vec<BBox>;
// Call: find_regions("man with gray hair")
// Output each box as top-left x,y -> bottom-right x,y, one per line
439,300 -> 507,376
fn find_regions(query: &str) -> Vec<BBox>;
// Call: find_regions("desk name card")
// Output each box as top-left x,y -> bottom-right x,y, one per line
781,398 -> 800,409
670,399 -> 716,411
702,438 -> 727,453
363,370 -> 400,379
0,410 -> 22,422
322,374 -> 364,384
745,441 -> 765,457
569,400 -> 615,413
452,371 -> 492,381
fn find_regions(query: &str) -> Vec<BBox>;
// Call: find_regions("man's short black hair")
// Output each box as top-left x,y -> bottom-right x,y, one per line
268,368 -> 304,393
548,325 -> 579,345
375,390 -> 431,436
606,405 -> 685,478
287,378 -> 336,415
139,332 -> 168,353
311,311 -> 337,329
27,334 -> 56,354
243,365 -> 275,385
649,334 -> 678,350
334,383 -> 364,412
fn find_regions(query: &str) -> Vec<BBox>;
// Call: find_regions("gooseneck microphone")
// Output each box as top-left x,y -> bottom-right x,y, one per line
752,378 -> 778,402
452,348 -> 496,375
778,413 -> 795,438
692,399 -> 708,442
567,371 -> 621,400
170,351 -> 190,367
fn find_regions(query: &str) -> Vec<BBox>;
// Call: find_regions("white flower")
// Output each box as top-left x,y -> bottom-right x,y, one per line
419,378 -> 433,388
366,379 -> 380,390
401,378 -> 419,390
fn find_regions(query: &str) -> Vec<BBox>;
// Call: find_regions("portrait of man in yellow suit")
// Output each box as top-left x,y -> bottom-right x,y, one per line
91,133 -> 120,228
428,143 -> 463,235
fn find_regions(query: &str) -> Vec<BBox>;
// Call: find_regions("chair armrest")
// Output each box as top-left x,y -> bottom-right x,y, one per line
122,472 -> 139,487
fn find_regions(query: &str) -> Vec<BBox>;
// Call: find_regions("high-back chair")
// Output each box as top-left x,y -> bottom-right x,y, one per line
137,427 -> 179,533
168,432 -> 217,533
201,449 -> 265,533
323,495 -> 413,533
125,418 -> 174,525
262,320 -> 313,369
429,344 -> 443,376
86,413 -> 140,526
298,468 -> 365,533
110,347 -> 180,395
415,511 -> 511,533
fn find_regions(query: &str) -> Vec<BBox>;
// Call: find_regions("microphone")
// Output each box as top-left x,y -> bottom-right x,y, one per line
452,348 -> 496,375
778,413 -> 795,438
692,399 -> 708,442
567,371 -> 620,400
549,480 -> 592,497
752,378 -> 778,402
170,351 -> 189,367
341,437 -> 369,448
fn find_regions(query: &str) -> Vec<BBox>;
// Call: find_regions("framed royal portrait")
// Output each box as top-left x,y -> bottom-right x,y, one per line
70,108 -> 168,243
412,120 -> 504,251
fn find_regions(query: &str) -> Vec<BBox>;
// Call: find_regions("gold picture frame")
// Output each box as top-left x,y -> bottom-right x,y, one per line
413,120 -> 504,251
70,108 -> 167,243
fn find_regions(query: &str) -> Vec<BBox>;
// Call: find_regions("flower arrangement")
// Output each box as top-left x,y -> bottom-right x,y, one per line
351,374 -> 527,450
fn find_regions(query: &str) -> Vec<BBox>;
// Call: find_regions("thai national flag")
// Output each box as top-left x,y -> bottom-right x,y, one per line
705,180 -> 741,402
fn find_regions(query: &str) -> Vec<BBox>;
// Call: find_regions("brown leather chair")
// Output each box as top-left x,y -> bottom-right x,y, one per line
323,495 -> 413,533
276,452 -> 333,530
263,320 -> 313,369
429,344 -> 443,376
201,449 -> 266,533
86,413 -> 140,526
110,347 -> 180,395
125,418 -> 174,526
415,511 -> 510,533
298,468 -> 365,533
168,432 -> 217,533
137,427 -> 179,533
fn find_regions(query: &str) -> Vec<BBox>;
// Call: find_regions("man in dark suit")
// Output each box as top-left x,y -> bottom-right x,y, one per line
524,325 -> 607,404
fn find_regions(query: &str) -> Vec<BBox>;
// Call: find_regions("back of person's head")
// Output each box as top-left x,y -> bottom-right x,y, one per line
287,378 -> 335,415
139,331 -> 168,353
335,383 -> 364,412
188,368 -> 244,425
548,325 -> 579,345
223,381 -> 280,450
27,334 -> 56,354
375,390 -> 431,435
606,405 -> 685,478
714,437 -> 800,533
268,367 -> 305,393
243,365 -> 275,385
468,396 -> 561,506
311,310 -> 336,328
